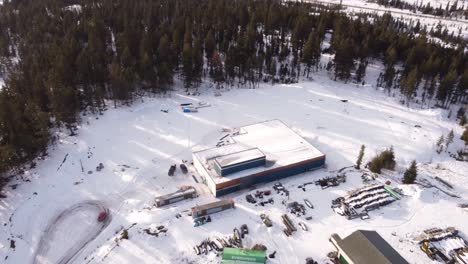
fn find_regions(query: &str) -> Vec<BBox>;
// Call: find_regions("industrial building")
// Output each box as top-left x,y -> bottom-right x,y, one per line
191,199 -> 235,219
154,186 -> 197,207
193,120 -> 326,196
222,248 -> 266,264
330,230 -> 409,264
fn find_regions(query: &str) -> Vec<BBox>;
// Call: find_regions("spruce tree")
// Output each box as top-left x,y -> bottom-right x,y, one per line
355,145 -> 365,169
445,130 -> 454,149
460,115 -> 467,126
461,127 -> 468,145
436,135 -> 445,153
403,160 -> 417,184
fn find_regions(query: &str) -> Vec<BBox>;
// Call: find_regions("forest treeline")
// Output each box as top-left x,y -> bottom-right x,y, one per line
0,0 -> 467,183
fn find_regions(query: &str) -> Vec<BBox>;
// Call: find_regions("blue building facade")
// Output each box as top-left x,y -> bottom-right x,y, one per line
215,157 -> 325,197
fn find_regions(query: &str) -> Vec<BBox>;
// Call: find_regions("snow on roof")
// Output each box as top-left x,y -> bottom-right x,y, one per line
214,148 -> 265,168
193,120 -> 325,184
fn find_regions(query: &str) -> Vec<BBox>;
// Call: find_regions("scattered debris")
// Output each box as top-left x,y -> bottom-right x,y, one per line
143,225 -> 168,237
96,163 -> 104,172
254,189 -> 271,199
415,227 -> 468,263
315,175 -> 346,189
361,173 -> 375,183
340,99 -> 348,103
273,183 -> 289,196
251,244 -> 267,251
10,239 -> 15,249
194,215 -> 212,227
268,251 -> 277,258
192,175 -> 199,183
306,257 -> 318,264
284,201 -> 306,216
57,153 -> 69,171
298,182 -> 314,191
258,198 -> 274,206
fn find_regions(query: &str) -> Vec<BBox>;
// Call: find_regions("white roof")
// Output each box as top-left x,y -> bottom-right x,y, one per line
193,120 -> 325,184
215,148 -> 265,168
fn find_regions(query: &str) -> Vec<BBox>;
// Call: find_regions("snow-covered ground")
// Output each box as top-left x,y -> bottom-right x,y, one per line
0,64 -> 467,264
307,0 -> 468,38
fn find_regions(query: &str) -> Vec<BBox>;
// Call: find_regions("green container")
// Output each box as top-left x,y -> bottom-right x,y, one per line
222,248 -> 266,264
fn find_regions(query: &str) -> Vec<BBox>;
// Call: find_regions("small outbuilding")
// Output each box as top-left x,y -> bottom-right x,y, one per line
191,199 -> 235,219
330,230 -> 409,264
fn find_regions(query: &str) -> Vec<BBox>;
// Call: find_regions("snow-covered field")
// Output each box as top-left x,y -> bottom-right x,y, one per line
0,64 -> 467,264
308,0 -> 468,38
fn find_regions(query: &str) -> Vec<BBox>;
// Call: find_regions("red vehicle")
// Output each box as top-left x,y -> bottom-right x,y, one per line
97,211 -> 108,222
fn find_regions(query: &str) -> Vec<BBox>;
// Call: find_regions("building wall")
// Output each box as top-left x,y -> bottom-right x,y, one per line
193,153 -> 217,195
214,156 -> 325,196
330,234 -> 356,264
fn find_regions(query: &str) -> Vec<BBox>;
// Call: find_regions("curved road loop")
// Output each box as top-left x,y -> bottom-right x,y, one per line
33,201 -> 111,264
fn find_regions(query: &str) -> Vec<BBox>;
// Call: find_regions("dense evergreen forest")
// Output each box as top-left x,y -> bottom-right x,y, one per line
0,0 -> 467,189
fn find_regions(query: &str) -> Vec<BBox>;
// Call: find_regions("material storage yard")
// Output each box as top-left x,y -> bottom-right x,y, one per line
1,71 -> 468,263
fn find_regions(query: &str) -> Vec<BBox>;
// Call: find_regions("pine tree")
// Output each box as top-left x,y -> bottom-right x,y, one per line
460,115 -> 467,126
461,127 -> 468,145
355,145 -> 366,169
205,30 -> 216,62
445,129 -> 454,149
333,38 -> 355,82
436,69 -> 457,106
403,160 -> 417,184
301,31 -> 320,78
368,147 -> 396,173
401,67 -> 418,103
182,41 -> 193,88
210,51 -> 224,88
436,135 -> 445,153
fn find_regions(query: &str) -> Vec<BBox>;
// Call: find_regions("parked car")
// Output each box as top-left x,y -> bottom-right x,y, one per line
97,211 -> 108,222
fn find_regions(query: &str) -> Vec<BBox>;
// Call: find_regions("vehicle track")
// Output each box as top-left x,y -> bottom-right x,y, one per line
33,200 -> 111,264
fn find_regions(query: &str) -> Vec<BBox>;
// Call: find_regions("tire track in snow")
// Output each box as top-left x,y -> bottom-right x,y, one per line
33,200 -> 110,264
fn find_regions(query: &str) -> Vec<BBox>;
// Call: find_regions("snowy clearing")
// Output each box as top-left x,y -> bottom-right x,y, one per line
0,67 -> 467,264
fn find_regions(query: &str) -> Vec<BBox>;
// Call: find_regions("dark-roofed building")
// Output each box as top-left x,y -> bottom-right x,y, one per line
330,230 -> 409,264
